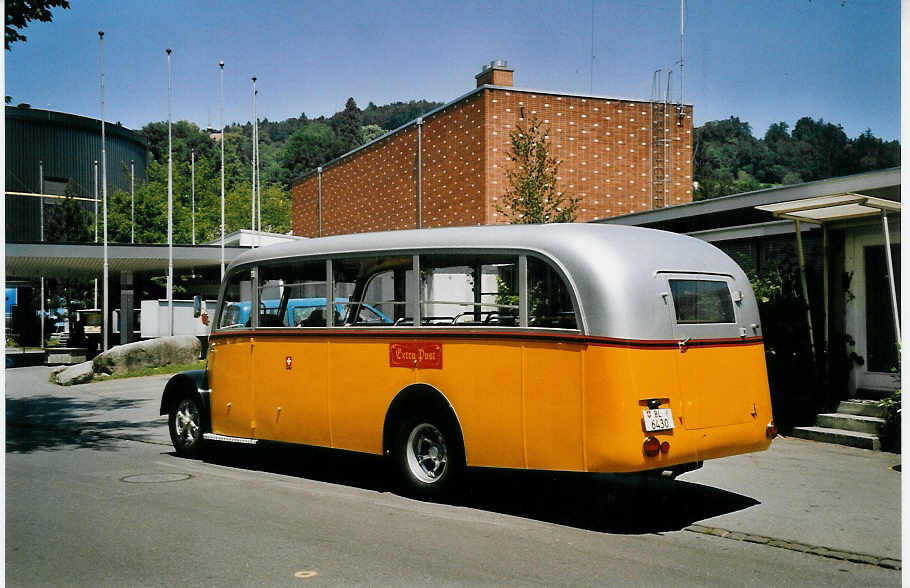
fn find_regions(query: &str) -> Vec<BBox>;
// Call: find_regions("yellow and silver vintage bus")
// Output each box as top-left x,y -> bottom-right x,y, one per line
161,224 -> 775,497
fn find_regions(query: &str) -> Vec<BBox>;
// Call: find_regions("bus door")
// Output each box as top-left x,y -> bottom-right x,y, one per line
251,260 -> 332,446
661,273 -> 756,431
209,269 -> 256,439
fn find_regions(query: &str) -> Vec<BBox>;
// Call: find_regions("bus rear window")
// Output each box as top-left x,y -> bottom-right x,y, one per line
669,279 -> 734,324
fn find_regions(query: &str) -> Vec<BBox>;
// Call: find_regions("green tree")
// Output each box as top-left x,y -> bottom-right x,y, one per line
693,117 -> 772,200
41,184 -> 94,338
45,183 -> 91,242
332,97 -> 364,153
496,117 -> 579,224
5,0 -> 69,50
694,116 -> 899,200
361,124 -> 386,144
141,120 -> 218,167
361,99 -> 443,130
279,122 -> 344,185
108,149 -> 290,244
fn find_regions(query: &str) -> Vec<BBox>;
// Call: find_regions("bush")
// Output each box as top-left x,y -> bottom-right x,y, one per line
878,389 -> 901,452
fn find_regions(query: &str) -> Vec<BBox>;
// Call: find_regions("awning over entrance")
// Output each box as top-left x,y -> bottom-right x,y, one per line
755,193 -> 901,356
755,193 -> 900,224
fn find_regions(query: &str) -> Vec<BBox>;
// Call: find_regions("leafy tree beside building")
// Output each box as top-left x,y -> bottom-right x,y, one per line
496,117 -> 579,224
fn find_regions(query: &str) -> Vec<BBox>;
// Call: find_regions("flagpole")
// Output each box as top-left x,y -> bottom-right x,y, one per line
191,149 -> 196,245
219,60 -> 225,280
251,76 -> 257,243
100,31 -> 109,352
167,48 -> 174,337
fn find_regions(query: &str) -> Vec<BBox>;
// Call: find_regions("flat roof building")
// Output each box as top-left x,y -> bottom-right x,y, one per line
291,61 -> 694,237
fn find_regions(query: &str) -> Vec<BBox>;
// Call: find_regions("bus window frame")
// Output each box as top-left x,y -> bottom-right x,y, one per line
214,249 -> 584,334
657,271 -> 740,340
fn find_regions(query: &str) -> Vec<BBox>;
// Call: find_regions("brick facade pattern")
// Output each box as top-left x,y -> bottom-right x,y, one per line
292,88 -> 693,237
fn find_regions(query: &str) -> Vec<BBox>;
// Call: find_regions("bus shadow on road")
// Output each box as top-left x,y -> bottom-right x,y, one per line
460,468 -> 759,534
197,444 -> 758,535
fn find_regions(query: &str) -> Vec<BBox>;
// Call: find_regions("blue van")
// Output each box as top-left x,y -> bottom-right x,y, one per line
221,297 -> 392,328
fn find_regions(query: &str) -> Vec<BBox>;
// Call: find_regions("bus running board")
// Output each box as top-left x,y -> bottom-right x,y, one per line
203,433 -> 258,445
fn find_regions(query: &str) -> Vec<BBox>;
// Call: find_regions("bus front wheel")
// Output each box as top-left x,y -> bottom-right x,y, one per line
395,416 -> 463,499
168,396 -> 203,458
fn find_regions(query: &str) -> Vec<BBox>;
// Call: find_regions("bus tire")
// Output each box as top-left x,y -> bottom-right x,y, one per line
168,395 -> 203,458
394,414 -> 463,499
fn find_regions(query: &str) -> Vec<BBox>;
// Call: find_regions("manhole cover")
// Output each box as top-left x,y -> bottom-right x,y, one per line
120,473 -> 192,484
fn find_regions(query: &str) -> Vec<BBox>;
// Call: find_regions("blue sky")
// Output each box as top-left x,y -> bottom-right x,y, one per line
4,0 -> 900,140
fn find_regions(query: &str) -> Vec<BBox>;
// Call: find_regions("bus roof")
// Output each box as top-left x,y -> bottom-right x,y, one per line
225,224 -> 756,340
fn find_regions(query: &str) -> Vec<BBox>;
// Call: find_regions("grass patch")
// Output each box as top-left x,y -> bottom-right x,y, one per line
94,360 -> 206,382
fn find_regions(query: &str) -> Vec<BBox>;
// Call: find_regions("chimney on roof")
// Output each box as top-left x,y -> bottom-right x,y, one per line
475,60 -> 514,88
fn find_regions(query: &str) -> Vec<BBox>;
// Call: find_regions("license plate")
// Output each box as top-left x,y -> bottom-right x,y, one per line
643,408 -> 675,432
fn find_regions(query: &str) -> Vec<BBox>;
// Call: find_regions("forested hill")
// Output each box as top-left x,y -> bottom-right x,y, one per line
693,116 -> 900,200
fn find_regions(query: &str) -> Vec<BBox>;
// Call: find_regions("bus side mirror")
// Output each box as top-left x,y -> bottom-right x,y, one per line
193,295 -> 202,318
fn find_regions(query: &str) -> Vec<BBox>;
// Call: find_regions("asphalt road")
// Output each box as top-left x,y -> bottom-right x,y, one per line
5,366 -> 901,587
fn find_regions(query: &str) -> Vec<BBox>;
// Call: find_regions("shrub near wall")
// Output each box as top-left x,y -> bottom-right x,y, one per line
750,266 -> 820,432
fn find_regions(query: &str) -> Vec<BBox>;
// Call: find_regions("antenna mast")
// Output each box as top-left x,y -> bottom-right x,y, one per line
680,0 -> 685,106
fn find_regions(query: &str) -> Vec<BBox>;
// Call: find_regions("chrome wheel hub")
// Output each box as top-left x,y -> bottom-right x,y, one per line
175,401 -> 200,446
406,423 -> 448,484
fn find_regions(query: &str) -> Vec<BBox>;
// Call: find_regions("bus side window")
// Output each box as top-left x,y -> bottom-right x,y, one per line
420,254 -> 518,326
528,257 -> 577,330
333,256 -> 411,325
257,260 -> 327,328
217,269 -> 253,330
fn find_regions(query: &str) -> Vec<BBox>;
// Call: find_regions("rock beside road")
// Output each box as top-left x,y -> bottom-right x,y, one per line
92,336 -> 201,376
51,336 -> 201,385
53,360 -> 96,386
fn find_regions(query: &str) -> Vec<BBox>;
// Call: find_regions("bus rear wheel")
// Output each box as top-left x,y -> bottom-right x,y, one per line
395,416 -> 463,499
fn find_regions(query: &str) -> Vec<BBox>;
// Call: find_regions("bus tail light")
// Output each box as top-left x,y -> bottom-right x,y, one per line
660,441 -> 670,454
766,420 -> 778,439
643,436 -> 661,457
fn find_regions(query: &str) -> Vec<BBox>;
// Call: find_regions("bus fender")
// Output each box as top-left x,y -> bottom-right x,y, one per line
159,369 -> 211,433
382,383 -> 465,460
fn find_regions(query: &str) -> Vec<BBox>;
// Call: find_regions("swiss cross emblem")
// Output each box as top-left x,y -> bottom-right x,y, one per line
285,356 -> 293,370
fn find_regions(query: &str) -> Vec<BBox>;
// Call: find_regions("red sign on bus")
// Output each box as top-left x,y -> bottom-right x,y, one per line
389,342 -> 443,369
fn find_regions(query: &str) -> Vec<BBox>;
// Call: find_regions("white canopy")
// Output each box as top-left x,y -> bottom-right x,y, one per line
755,192 -> 901,351
756,193 -> 900,223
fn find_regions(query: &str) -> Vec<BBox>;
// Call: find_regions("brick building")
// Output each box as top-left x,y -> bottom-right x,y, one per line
291,61 -> 694,237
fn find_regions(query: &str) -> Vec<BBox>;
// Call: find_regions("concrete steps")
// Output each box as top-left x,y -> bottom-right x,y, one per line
791,400 -> 885,451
